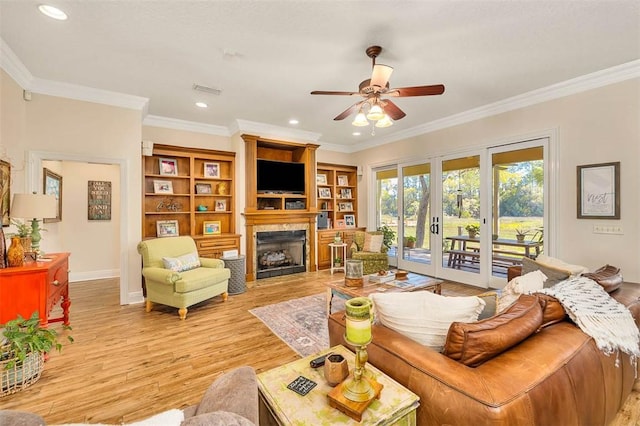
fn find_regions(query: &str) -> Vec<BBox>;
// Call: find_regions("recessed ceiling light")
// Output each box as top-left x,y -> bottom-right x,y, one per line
289,119 -> 299,125
195,102 -> 208,108
352,132 -> 361,136
38,4 -> 68,20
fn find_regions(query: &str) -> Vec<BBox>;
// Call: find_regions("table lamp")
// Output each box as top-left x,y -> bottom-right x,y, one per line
342,297 -> 375,402
10,193 -> 57,256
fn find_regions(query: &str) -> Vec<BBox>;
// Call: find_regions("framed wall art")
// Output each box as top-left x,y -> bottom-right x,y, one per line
88,180 -> 111,221
153,180 -> 173,194
159,158 -> 178,176
203,220 -> 221,235
204,162 -> 220,178
577,161 -> 620,219
43,168 -> 62,223
157,220 -> 179,237
0,160 -> 10,226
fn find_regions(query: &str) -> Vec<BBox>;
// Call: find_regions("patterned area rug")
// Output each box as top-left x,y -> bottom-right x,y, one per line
250,293 -> 345,357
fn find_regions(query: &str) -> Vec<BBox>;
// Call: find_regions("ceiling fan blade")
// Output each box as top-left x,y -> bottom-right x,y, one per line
333,101 -> 363,121
311,90 -> 360,96
370,64 -> 393,90
386,84 -> 445,97
382,100 -> 406,120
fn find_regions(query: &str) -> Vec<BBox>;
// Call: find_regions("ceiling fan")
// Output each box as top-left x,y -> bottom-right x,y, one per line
311,46 -> 445,128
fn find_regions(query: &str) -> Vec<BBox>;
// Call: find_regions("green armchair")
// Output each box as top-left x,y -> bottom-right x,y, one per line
351,231 -> 389,275
137,236 -> 230,320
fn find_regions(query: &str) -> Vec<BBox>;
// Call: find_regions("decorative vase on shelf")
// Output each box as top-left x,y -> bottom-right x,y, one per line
216,182 -> 228,195
7,236 -> 25,267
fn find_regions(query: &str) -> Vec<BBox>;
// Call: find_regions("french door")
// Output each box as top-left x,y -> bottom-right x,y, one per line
374,138 -> 548,289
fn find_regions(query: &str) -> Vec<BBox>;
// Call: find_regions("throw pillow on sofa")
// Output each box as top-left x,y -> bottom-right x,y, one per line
363,233 -> 384,252
521,257 -> 570,287
497,270 -> 546,312
534,254 -> 589,277
443,294 -> 543,367
369,291 -> 485,352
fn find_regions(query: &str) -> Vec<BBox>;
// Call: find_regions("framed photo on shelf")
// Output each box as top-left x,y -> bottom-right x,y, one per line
335,219 -> 346,229
215,199 -> 227,211
344,214 -> 356,228
337,175 -> 349,186
577,161 -> 620,219
317,174 -> 327,185
43,168 -> 62,223
0,160 -> 9,226
159,158 -> 178,176
339,188 -> 352,199
157,220 -> 179,237
204,162 -> 220,178
153,180 -> 173,194
195,183 -> 213,194
318,187 -> 332,198
338,202 -> 353,212
203,220 -> 221,235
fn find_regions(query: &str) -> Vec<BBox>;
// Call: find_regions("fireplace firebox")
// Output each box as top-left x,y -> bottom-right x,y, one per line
256,230 -> 306,279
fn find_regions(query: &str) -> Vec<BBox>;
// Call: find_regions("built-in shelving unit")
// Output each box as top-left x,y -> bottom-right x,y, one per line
142,144 -> 240,258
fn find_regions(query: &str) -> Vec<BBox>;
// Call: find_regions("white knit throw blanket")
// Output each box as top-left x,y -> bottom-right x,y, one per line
536,276 -> 640,368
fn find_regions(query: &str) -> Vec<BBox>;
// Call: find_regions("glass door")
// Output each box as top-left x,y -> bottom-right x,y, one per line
374,167 -> 398,267
436,153 -> 486,286
397,162 -> 434,275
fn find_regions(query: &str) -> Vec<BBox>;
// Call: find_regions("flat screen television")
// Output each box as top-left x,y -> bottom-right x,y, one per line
257,159 -> 305,194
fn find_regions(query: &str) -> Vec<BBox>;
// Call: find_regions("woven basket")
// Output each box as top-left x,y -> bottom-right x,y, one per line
0,349 -> 44,397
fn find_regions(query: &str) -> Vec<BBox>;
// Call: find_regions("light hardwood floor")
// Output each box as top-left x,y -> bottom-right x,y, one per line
1,271 -> 638,424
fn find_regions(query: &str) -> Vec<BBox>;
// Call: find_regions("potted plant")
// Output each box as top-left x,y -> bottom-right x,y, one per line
377,225 -> 396,251
515,228 -> 529,243
404,236 -> 417,248
465,224 -> 480,238
1,312 -> 72,396
334,256 -> 342,267
9,219 -> 32,253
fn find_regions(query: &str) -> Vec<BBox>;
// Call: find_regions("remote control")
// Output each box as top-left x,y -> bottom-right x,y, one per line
309,354 -> 327,368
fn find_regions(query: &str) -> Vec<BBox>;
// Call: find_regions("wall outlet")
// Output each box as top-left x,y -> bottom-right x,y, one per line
593,225 -> 623,234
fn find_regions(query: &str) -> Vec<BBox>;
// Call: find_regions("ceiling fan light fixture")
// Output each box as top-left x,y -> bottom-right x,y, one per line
366,103 -> 385,121
375,114 -> 393,128
352,111 -> 369,127
370,64 -> 393,88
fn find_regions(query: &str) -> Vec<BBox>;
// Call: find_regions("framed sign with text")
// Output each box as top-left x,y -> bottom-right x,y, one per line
88,180 -> 112,220
577,162 -> 620,219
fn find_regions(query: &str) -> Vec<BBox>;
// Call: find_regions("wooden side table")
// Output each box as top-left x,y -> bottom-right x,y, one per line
328,243 -> 347,275
0,252 -> 71,326
257,344 -> 419,425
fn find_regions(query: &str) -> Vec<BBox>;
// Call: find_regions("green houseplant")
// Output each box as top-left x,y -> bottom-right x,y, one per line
377,225 -> 396,251
404,235 -> 417,248
1,312 -> 72,396
515,228 -> 529,242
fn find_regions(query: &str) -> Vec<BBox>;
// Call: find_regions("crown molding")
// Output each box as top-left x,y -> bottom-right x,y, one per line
143,115 -> 230,136
232,119 -> 322,143
0,38 -> 33,88
30,77 -> 149,112
351,59 -> 640,153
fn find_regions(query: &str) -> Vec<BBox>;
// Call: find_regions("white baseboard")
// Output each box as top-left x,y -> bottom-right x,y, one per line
128,291 -> 145,305
69,269 -> 119,282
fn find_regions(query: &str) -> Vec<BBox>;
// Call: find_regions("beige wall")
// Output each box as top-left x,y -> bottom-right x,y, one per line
352,79 -> 640,281
1,69 -> 143,301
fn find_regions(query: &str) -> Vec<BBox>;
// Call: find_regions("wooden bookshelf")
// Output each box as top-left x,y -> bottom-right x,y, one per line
142,144 -> 240,258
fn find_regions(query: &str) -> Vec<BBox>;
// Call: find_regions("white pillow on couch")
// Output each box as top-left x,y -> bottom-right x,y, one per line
369,291 -> 485,352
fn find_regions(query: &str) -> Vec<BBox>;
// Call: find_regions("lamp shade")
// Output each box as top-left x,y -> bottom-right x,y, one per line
10,194 -> 57,219
366,104 -> 385,121
375,114 -> 393,128
351,112 -> 369,127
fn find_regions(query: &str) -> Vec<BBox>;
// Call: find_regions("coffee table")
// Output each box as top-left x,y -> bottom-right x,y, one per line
257,344 -> 419,425
325,272 -> 443,316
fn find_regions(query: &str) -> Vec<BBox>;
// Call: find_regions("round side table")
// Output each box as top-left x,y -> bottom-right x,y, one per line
223,255 -> 246,295
328,242 -> 347,275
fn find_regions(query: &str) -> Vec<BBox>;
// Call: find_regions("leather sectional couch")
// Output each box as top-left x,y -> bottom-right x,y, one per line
328,282 -> 640,425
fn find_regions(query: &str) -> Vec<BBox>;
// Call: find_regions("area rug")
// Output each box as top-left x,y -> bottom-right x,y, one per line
249,293 -> 345,357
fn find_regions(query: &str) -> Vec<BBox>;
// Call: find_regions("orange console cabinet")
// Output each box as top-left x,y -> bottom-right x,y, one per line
0,252 -> 71,326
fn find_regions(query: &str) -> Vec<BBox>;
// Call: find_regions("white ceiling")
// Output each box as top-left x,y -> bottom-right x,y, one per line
1,1 -> 639,150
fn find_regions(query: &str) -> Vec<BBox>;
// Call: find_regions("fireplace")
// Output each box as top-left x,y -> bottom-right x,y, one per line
256,230 -> 306,279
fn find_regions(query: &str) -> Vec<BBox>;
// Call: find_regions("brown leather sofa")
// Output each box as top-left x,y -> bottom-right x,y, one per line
328,282 -> 640,425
